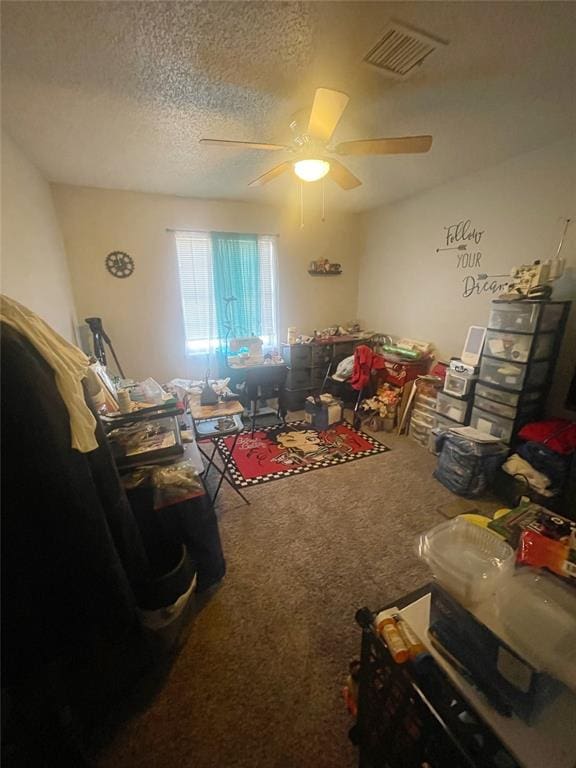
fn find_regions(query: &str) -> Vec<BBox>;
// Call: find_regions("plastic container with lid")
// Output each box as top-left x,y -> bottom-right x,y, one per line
416,517 -> 514,607
495,569 -> 576,691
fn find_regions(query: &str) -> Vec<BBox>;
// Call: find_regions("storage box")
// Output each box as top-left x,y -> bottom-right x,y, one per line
443,369 -> 476,398
429,583 -> 565,724
436,391 -> 471,424
304,395 -> 342,430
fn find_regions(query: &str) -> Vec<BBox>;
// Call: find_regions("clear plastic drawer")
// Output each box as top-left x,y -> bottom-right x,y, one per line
433,412 -> 461,430
479,357 -> 550,391
436,392 -> 470,424
411,406 -> 435,428
475,382 -> 543,408
488,302 -> 564,333
474,394 -> 516,420
475,382 -> 520,407
470,407 -> 514,443
443,370 -> 475,398
475,394 -> 541,422
484,330 -> 555,363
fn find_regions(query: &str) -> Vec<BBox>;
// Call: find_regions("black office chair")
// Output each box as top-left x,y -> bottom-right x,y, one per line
320,358 -> 370,431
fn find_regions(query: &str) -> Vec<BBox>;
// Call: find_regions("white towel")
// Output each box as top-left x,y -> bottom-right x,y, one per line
1,295 -> 98,452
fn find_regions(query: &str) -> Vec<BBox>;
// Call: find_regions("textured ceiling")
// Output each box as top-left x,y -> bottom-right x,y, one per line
2,1 -> 575,212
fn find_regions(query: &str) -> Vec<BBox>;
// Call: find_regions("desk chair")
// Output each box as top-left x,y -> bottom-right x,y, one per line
320,361 -> 365,429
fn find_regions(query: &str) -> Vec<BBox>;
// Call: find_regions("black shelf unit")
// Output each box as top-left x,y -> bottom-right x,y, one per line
471,299 -> 570,445
281,337 -> 372,411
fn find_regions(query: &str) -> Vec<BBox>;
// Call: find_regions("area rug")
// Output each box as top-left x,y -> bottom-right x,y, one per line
216,420 -> 390,487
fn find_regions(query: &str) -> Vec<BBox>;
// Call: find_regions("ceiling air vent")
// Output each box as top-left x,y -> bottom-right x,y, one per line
363,20 -> 448,80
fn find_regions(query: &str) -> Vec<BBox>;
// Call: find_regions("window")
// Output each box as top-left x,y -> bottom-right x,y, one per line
174,231 -> 278,355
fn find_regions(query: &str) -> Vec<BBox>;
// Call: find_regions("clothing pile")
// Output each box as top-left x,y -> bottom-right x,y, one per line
502,419 -> 576,501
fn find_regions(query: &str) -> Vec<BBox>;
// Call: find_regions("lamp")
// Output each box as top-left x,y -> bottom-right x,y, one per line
294,158 -> 330,183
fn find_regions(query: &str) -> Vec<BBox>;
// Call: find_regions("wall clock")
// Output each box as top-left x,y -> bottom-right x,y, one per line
105,251 -> 135,278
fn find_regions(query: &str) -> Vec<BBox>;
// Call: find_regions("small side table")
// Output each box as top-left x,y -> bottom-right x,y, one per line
190,400 -> 249,507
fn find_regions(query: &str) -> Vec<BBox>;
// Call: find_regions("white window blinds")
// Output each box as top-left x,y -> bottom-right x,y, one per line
174,231 -> 278,355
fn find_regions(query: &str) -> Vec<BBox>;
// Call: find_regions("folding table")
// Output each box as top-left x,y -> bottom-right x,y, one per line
189,400 -> 250,506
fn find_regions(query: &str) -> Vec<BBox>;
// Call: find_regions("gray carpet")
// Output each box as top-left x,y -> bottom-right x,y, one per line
97,422 -> 500,768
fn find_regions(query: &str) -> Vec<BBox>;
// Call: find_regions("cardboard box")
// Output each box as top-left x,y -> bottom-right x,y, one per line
304,395 -> 343,430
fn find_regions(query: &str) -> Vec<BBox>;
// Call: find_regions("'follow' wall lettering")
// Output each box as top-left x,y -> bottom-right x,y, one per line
435,218 -> 508,299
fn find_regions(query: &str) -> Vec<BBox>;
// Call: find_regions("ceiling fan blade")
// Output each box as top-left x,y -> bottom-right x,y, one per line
200,139 -> 288,151
328,159 -> 362,190
307,88 -> 350,143
335,135 -> 433,156
248,161 -> 292,188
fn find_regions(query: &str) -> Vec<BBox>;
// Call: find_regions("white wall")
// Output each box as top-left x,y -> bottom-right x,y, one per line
52,185 -> 361,382
1,132 -> 77,340
358,137 -> 576,416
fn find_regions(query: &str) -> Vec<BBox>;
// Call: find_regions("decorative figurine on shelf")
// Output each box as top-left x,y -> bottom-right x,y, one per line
308,259 -> 342,275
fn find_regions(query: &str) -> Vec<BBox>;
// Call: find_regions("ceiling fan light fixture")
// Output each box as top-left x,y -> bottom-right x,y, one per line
293,158 -> 330,182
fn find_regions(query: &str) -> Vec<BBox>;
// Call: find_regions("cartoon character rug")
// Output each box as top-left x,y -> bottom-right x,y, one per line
216,420 -> 390,487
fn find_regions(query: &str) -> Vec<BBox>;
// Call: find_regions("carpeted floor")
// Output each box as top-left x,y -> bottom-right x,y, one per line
96,417 -> 500,768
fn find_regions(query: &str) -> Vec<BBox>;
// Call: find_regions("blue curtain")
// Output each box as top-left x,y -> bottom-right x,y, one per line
211,232 -> 261,344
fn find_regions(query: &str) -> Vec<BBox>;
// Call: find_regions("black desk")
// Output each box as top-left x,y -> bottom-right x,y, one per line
228,362 -> 288,432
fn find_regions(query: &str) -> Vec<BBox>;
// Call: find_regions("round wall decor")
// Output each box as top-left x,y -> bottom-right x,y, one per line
105,251 -> 135,278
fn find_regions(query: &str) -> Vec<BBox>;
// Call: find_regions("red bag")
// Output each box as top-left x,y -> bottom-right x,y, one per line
517,419 -> 576,455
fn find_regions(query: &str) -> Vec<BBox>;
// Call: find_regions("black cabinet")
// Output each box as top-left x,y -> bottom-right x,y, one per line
281,337 -> 373,411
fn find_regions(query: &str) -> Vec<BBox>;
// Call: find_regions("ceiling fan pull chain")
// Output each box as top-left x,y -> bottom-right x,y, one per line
300,181 -> 304,230
321,178 -> 326,223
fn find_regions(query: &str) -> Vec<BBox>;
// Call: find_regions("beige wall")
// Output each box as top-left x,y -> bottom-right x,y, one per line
52,185 -> 361,382
1,132 -> 77,340
358,137 -> 576,416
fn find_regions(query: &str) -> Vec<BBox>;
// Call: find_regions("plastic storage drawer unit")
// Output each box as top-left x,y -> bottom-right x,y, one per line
488,301 -> 565,334
484,330 -> 555,363
410,416 -> 430,447
436,392 -> 470,424
470,406 -> 514,443
479,357 -> 550,392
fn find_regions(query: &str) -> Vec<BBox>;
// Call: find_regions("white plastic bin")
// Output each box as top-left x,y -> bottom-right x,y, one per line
417,517 -> 514,607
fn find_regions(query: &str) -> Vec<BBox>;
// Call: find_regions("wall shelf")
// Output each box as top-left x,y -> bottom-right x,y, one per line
307,270 -> 342,276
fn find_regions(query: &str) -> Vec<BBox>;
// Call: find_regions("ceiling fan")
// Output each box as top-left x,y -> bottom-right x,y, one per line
200,87 -> 432,191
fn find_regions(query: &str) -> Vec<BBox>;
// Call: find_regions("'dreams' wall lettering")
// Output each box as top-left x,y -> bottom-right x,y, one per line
435,218 -> 508,299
